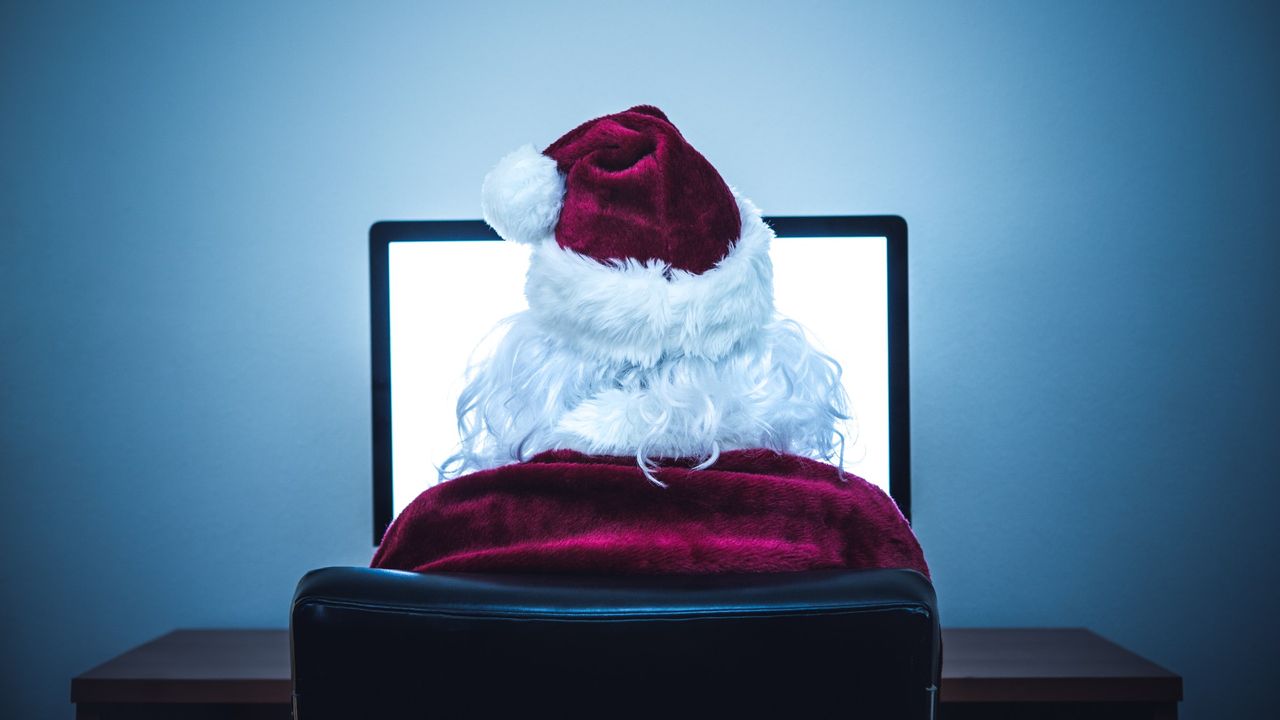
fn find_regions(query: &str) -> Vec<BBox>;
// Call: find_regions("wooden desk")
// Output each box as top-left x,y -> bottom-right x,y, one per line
72,628 -> 1181,719
941,629 -> 1181,719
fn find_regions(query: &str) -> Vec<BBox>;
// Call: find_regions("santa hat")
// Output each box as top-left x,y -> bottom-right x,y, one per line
480,105 -> 775,368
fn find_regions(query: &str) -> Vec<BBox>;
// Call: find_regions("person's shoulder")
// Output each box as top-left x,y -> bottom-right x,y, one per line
435,451 -> 647,495
713,449 -> 898,502
715,448 -> 844,481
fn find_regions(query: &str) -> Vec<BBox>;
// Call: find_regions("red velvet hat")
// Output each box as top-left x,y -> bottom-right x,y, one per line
481,106 -> 775,367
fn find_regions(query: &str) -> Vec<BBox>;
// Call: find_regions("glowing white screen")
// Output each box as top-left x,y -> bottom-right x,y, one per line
388,237 -> 889,517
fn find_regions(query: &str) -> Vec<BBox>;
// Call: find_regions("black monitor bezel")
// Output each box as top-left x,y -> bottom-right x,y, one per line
370,216 -> 909,545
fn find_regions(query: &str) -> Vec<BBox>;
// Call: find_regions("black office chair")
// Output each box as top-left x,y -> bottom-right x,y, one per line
290,567 -> 940,718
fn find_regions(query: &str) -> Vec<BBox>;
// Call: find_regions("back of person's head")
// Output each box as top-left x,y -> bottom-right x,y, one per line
442,106 -> 852,482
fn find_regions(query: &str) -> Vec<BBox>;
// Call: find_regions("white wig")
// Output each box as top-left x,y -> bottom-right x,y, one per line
441,153 -> 857,483
439,311 -> 855,485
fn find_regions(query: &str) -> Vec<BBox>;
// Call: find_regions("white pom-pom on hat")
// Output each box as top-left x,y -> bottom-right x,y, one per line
480,144 -> 565,245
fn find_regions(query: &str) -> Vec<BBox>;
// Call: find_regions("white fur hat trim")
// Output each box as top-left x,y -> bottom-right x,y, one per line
524,193 -> 775,367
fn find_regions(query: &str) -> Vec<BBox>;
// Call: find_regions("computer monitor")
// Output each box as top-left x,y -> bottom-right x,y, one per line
370,217 -> 909,544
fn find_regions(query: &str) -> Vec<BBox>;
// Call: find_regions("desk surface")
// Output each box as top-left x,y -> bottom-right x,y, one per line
71,627 -> 1181,706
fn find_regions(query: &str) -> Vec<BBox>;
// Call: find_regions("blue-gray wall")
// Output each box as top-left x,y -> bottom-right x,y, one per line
2,1 -> 1277,717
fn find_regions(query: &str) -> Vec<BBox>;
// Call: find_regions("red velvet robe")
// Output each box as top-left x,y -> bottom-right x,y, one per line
372,449 -> 928,578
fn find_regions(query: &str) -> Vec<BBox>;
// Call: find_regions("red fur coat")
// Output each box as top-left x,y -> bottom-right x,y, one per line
372,449 -> 928,577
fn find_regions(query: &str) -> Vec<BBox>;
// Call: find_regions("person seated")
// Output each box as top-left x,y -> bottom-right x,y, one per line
373,105 -> 928,578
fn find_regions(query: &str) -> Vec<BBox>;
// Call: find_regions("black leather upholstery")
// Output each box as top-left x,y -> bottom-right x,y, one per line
291,567 -> 940,719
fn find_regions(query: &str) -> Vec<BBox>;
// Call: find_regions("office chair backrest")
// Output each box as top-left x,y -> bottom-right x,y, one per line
291,567 -> 940,719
